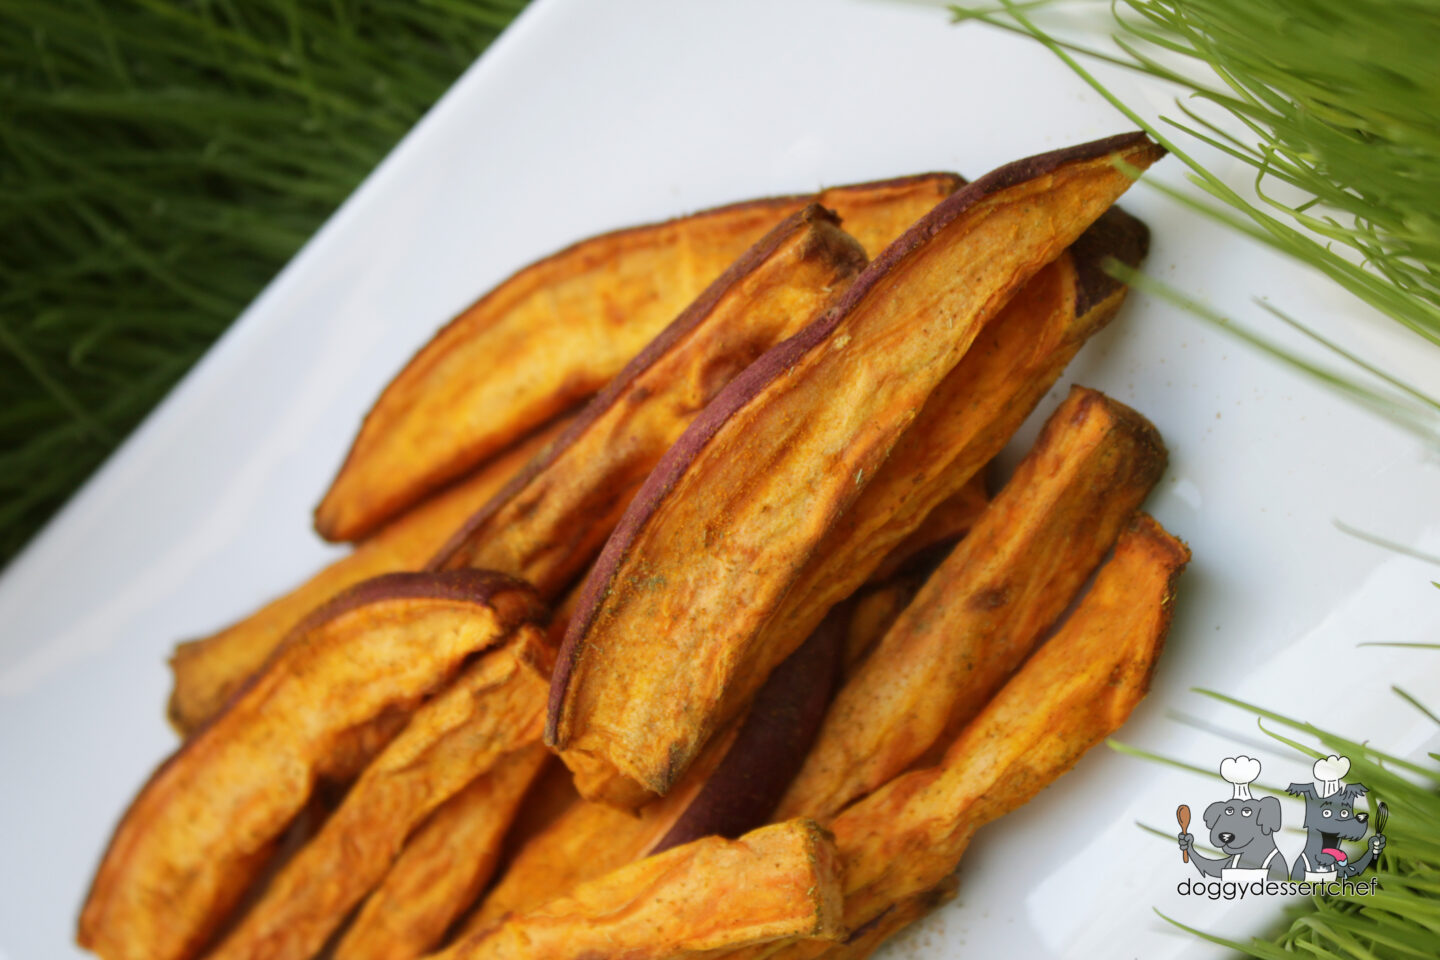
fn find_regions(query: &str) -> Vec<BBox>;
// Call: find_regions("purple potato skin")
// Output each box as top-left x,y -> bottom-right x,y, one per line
196,569 -> 542,736
1068,204 -> 1150,316
649,606 -> 847,854
425,203 -> 861,576
548,132 -> 1163,746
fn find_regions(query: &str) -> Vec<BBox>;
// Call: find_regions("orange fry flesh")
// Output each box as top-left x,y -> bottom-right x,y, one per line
747,205 -> 1150,741
330,744 -> 550,960
79,573 -> 543,960
435,820 -> 844,960
550,137 -> 1162,802
315,175 -> 960,542
778,385 -> 1166,822
428,205 -> 868,600
168,421 -> 565,735
207,631 -> 552,960
735,513 -> 1187,960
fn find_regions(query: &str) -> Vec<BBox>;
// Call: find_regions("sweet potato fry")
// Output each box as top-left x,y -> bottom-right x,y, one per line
864,473 -> 987,584
330,744 -> 550,960
434,820 -> 844,960
168,421 -> 567,735
207,630 -> 552,960
711,515 -> 1185,960
428,204 -> 869,599
777,386 -> 1166,821
650,606 -> 844,852
462,613 -> 843,933
316,174 -> 961,541
746,204 -> 1150,729
841,577 -> 922,673
731,514 -> 1187,960
549,134 -> 1164,801
79,572 -> 543,960
465,735 -> 738,934
814,878 -> 957,960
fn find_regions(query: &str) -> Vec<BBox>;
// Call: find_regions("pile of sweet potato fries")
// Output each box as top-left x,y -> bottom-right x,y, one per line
80,132 -> 1189,960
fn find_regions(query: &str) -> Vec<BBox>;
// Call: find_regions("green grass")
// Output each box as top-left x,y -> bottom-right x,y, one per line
951,0 -> 1440,447
1117,690 -> 1440,959
0,0 -> 529,567
941,5 -> 1440,955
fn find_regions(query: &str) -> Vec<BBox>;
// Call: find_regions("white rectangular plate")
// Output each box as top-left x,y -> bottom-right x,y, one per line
3,1 -> 1438,957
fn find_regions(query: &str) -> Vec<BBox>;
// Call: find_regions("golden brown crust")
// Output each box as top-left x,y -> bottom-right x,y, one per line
167,423 -> 565,735
330,744 -> 551,960
549,138 -> 1162,801
206,631 -> 552,960
426,205 -> 868,599
748,206 -> 1149,725
777,386 -> 1167,822
797,513 -> 1188,951
706,514 -> 1186,960
464,614 -> 844,934
315,175 -> 961,542
436,820 -> 845,960
79,574 -> 544,960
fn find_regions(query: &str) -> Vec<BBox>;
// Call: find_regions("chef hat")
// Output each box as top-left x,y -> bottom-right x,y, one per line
1219,756 -> 1262,800
1313,755 -> 1351,798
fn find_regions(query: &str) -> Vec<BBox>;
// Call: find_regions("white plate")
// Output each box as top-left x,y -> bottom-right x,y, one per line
3,1 -> 1438,957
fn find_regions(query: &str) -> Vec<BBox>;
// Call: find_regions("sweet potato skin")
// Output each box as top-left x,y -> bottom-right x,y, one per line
714,514 -> 1187,960
316,175 -> 960,542
330,744 -> 551,960
207,629 -> 552,960
749,205 -> 1151,720
650,606 -> 844,852
436,820 -> 844,960
168,423 -> 565,735
814,878 -> 957,960
841,577 -> 923,673
464,612 -> 844,933
825,514 -> 1187,929
777,386 -> 1167,821
79,572 -> 543,960
549,134 -> 1164,800
864,473 -> 987,584
428,205 -> 868,599
463,733 -> 739,935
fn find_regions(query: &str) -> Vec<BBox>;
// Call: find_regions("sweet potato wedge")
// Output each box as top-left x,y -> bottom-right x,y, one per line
815,878 -> 957,960
549,134 -> 1164,800
316,174 -> 961,541
434,820 -> 844,960
330,744 -> 550,960
841,577 -> 923,673
745,203 -> 1150,726
462,613 -> 843,934
465,732 -> 740,935
168,421 -> 567,735
427,204 -> 869,599
78,572 -> 543,960
713,514 -> 1187,960
864,473 -> 987,584
207,630 -> 552,960
649,606 -> 844,853
782,515 -> 1187,960
777,386 -> 1166,821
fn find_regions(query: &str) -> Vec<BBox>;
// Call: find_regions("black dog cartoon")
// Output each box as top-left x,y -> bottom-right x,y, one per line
1288,754 -> 1386,881
1178,756 -> 1288,881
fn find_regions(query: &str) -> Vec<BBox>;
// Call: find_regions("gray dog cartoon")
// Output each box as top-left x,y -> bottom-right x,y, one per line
1178,756 -> 1288,881
1288,755 -> 1386,882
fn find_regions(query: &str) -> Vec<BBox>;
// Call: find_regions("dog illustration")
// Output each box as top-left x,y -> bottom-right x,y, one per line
1178,756 -> 1288,881
1288,755 -> 1386,881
